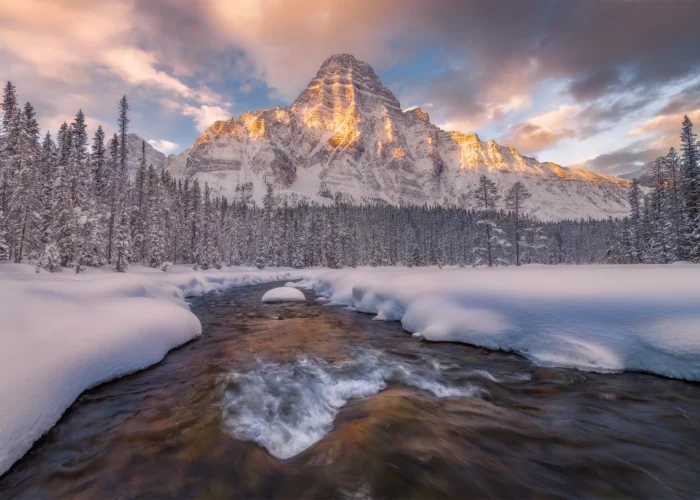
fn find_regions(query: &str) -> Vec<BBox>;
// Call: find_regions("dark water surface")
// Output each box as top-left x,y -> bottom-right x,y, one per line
1,282 -> 699,499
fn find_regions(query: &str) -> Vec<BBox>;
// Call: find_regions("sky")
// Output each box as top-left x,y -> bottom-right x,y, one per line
2,0 -> 700,176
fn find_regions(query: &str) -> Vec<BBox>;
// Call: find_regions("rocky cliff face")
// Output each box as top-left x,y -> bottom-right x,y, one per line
166,54 -> 631,221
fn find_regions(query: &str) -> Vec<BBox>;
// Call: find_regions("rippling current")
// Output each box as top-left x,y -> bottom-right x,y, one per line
1,282 -> 699,499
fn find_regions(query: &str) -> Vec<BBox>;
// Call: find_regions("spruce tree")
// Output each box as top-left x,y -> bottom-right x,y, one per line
680,115 -> 699,259
118,96 -> 129,175
91,126 -> 106,199
474,175 -> 502,267
627,179 -> 643,263
505,181 -> 531,266
113,209 -> 131,272
106,133 -> 121,262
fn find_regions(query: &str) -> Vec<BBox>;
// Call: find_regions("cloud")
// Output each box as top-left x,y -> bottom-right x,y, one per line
629,109 -> 700,136
0,0 -> 231,138
182,105 -> 233,132
148,139 -> 179,155
502,105 -> 579,153
4,0 -> 700,163
572,137 -> 675,176
568,67 -> 622,102
102,48 -> 194,97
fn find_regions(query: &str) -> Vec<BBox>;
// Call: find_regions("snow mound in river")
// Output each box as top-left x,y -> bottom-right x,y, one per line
262,287 -> 306,303
311,265 -> 700,381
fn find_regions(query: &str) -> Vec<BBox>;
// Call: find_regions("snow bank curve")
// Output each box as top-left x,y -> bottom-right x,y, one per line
0,264 -> 316,476
310,265 -> 700,381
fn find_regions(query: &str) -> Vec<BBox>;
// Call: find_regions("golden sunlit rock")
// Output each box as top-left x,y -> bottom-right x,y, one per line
449,131 -> 479,145
193,131 -> 211,147
415,108 -> 429,121
384,117 -> 395,144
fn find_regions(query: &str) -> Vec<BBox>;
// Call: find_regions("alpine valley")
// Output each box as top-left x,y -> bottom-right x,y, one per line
163,54 -> 630,221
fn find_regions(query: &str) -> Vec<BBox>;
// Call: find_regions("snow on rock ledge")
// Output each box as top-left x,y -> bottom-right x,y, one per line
262,287 -> 306,303
310,265 -> 700,381
0,264 -> 318,476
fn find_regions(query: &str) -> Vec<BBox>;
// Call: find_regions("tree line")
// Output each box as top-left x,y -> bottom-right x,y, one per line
607,116 -> 700,263
3,80 -> 696,272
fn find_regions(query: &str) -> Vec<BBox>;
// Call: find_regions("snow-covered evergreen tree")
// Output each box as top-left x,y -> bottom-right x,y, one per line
627,178 -> 643,263
91,126 -> 107,199
505,181 -> 531,266
113,209 -> 131,273
679,115 -> 699,260
473,175 -> 505,267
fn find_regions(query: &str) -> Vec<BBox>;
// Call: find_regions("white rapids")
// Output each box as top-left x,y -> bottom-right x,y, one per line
217,349 -> 480,459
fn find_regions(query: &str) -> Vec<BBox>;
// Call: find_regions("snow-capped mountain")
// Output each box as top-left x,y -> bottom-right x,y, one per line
112,133 -> 167,179
166,54 -> 631,221
619,167 -> 654,187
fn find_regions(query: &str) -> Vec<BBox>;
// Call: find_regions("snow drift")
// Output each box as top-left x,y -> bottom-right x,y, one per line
0,264 -> 315,476
310,265 -> 700,381
262,287 -> 306,303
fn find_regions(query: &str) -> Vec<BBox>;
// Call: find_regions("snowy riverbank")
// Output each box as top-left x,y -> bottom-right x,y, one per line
0,264 -> 318,476
309,265 -> 700,381
3,263 -> 699,476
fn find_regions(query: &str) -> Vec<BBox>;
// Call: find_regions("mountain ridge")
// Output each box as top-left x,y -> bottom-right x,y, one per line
165,54 -> 631,221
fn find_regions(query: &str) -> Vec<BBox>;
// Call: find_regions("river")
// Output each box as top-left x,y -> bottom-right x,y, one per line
1,282 -> 699,499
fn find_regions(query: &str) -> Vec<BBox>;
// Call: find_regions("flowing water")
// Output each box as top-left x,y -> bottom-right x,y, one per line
1,282 -> 700,499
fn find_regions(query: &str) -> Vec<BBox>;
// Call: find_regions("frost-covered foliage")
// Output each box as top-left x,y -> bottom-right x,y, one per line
0,263 -> 316,476
310,265 -> 700,381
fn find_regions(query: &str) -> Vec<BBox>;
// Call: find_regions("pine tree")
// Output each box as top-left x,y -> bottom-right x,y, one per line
627,178 -> 643,263
664,148 -> 683,260
406,223 -> 420,267
12,102 -> 41,262
106,133 -> 121,262
35,242 -> 61,273
54,122 -> 77,266
113,208 -> 131,272
118,96 -> 129,176
1,82 -> 19,224
473,175 -> 502,267
91,126 -> 107,199
147,170 -> 166,268
70,110 -> 89,210
505,181 -> 531,266
0,210 -> 9,262
135,141 -> 148,260
679,115 -> 699,259
39,131 -> 57,248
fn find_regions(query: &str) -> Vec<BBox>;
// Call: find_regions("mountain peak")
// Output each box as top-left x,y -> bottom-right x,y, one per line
168,53 -> 632,221
320,53 -> 360,68
292,53 -> 401,123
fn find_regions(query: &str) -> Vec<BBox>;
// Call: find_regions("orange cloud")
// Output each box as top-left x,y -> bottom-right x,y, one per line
503,105 -> 579,153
